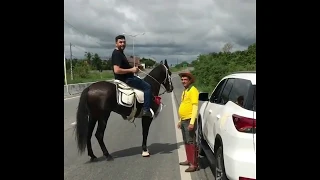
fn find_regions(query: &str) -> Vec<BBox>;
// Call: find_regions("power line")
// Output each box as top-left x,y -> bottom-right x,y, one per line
64,19 -> 102,48
64,20 -> 105,59
64,20 -> 93,38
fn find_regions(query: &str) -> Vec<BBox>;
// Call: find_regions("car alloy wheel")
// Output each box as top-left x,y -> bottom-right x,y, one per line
215,146 -> 227,180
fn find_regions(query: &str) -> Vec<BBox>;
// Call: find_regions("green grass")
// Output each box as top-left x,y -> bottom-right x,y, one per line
170,67 -> 186,72
65,70 -> 114,84
194,83 -> 213,93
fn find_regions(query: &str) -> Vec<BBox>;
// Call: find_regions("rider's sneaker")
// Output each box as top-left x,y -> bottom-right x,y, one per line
142,110 -> 152,117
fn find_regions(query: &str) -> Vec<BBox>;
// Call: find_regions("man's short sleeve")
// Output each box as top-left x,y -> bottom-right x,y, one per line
112,51 -> 122,66
190,86 -> 199,105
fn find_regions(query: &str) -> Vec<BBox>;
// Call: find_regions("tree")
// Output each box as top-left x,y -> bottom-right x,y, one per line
74,60 -> 90,78
91,53 -> 102,71
85,52 -> 93,65
140,57 -> 156,67
222,43 -> 233,53
191,43 -> 256,92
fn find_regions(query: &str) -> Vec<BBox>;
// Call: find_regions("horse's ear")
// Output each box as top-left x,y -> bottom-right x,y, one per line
160,60 -> 163,64
164,59 -> 169,68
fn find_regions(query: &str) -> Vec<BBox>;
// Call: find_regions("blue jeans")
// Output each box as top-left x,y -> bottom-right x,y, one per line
125,76 -> 151,111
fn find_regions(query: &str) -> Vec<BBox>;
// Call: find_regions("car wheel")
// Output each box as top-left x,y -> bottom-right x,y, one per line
197,118 -> 206,156
215,146 -> 228,180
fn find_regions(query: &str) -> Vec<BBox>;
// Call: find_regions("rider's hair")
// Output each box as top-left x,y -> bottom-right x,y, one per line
115,35 -> 126,42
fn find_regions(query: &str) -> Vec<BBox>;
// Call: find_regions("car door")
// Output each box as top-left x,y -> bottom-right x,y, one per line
202,79 -> 227,142
225,78 -> 256,152
207,78 -> 235,149
205,78 -> 235,149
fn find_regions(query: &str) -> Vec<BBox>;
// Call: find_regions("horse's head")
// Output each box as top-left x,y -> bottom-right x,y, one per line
160,59 -> 174,93
145,59 -> 174,95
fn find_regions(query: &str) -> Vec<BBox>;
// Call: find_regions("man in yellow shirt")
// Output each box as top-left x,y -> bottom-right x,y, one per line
177,71 -> 199,172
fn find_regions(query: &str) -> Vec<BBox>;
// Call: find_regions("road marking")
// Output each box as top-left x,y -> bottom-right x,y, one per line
171,92 -> 192,180
64,96 -> 80,101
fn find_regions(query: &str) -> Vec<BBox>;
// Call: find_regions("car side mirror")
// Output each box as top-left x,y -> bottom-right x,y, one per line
199,92 -> 209,101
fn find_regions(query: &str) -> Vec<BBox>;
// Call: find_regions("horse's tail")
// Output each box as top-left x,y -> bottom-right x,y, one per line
75,87 -> 90,155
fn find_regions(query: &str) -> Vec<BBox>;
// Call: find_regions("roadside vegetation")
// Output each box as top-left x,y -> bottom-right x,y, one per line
64,52 -> 158,85
191,43 -> 256,92
170,66 -> 186,72
63,42 -> 256,87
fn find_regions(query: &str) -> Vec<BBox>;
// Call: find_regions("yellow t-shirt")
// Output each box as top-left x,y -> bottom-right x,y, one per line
178,86 -> 199,121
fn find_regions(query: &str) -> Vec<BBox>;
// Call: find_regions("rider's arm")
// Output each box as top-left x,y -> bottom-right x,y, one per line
189,87 -> 199,125
112,52 -> 133,74
114,65 -> 133,74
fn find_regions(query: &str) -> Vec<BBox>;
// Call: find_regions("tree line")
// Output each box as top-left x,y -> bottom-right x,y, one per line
191,43 -> 256,92
65,52 -> 158,71
64,52 -> 158,82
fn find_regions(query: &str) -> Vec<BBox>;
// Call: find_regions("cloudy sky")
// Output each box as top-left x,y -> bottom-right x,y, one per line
64,0 -> 256,65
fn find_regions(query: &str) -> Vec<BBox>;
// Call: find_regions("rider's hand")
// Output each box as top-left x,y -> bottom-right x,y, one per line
131,67 -> 139,73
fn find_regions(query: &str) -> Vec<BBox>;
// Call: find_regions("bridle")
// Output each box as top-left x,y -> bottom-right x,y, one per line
138,64 -> 173,96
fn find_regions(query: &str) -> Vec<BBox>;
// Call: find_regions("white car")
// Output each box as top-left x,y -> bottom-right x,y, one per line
197,71 -> 256,180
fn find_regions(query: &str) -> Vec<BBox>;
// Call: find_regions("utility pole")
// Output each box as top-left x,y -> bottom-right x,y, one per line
64,52 -> 69,94
132,38 -> 135,67
123,32 -> 145,68
69,43 -> 74,80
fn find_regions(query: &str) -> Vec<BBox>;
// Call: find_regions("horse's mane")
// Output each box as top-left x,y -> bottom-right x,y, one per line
145,64 -> 164,79
142,64 -> 166,95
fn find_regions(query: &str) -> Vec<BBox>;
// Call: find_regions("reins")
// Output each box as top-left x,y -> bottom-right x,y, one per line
138,64 -> 172,96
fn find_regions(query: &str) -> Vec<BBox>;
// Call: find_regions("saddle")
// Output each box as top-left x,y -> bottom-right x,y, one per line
113,79 -> 144,107
112,79 -> 163,121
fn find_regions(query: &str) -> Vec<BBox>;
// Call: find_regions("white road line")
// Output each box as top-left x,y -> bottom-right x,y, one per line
171,92 -> 192,180
64,96 -> 80,101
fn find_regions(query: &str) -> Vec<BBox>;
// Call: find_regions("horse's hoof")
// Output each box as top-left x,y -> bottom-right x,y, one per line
90,156 -> 97,162
142,150 -> 150,157
106,155 -> 114,161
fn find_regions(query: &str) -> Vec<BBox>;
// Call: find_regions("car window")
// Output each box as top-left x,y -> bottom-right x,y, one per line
220,78 -> 235,104
209,79 -> 227,103
228,78 -> 252,110
252,85 -> 256,112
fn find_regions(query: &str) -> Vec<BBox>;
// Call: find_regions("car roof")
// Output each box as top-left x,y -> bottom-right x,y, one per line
224,71 -> 256,85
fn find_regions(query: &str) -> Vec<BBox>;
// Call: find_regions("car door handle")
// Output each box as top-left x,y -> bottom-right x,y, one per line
216,114 -> 221,119
209,110 -> 212,114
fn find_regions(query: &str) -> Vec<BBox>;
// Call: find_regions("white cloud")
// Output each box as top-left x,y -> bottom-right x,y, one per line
64,0 -> 256,65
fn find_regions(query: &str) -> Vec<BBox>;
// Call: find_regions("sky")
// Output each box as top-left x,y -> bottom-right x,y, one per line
64,0 -> 256,65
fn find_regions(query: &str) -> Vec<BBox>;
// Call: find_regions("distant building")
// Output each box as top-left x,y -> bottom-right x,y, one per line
127,56 -> 141,67
100,55 -> 141,67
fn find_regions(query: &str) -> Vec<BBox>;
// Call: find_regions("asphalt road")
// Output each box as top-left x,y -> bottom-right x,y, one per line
64,70 -> 215,180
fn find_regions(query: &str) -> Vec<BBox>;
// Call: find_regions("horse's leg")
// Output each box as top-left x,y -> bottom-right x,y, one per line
141,116 -> 152,157
87,116 -> 98,161
95,111 -> 114,161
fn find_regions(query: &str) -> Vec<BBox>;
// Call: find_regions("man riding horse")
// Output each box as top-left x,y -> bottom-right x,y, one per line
75,35 -> 174,161
111,35 -> 153,118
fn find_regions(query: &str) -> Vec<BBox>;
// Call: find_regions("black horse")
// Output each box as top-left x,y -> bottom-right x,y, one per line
75,60 -> 174,161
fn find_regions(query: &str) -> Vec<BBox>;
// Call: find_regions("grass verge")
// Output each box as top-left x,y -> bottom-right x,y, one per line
65,70 -> 114,84
170,67 -> 186,72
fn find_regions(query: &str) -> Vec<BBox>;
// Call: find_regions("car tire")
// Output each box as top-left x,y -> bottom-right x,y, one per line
197,117 -> 206,157
215,146 -> 228,180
